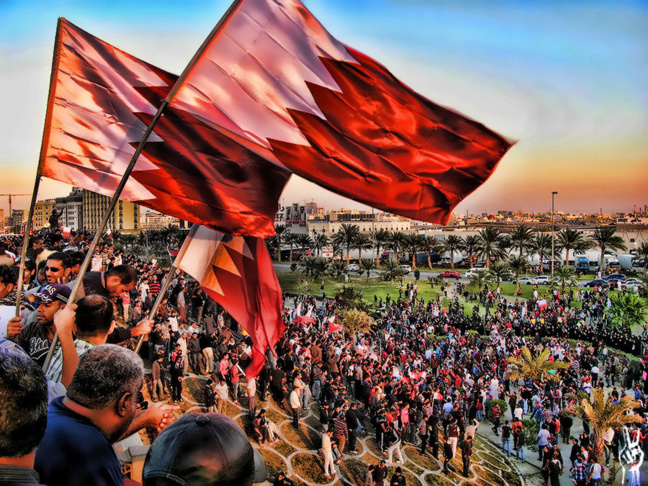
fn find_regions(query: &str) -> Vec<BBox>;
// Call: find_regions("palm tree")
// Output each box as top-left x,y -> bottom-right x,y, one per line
360,259 -> 377,281
297,234 -> 314,256
532,233 -> 552,273
353,233 -> 372,265
463,235 -> 482,268
590,226 -> 627,272
477,227 -> 504,266
328,261 -> 346,280
607,293 -> 647,329
284,232 -> 298,262
509,224 -> 535,259
299,256 -> 330,280
312,233 -> 329,256
635,242 -> 648,272
388,232 -> 405,263
489,261 -> 510,286
371,229 -> 391,267
339,308 -> 374,343
551,266 -> 579,293
380,260 -> 402,283
468,270 -> 493,291
508,255 -> 529,294
419,235 -> 443,269
442,234 -> 465,270
556,229 -> 586,267
569,388 -> 642,461
402,233 -> 423,269
506,346 -> 570,383
332,223 -> 360,265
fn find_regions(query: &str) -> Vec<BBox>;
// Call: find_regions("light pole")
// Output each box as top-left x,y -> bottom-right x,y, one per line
551,191 -> 558,279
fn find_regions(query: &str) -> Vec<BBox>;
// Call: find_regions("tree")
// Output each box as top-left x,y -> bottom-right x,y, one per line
380,260 -> 403,283
607,293 -> 647,329
556,229 -> 587,267
506,346 -> 570,383
332,224 -> 360,265
419,235 -> 443,269
388,232 -> 405,263
402,233 -> 423,269
636,242 -> 648,272
297,234 -> 314,256
442,235 -> 464,270
463,235 -> 482,268
353,233 -> 372,265
509,224 -> 535,259
508,255 -> 529,294
284,232 -> 298,262
569,388 -> 643,461
371,229 -> 391,267
299,256 -> 330,280
589,226 -> 627,272
551,266 -> 579,293
339,308 -> 374,343
468,270 -> 493,291
312,233 -> 329,256
360,259 -> 377,281
532,233 -> 552,273
477,227 -> 505,266
489,261 -> 510,286
328,261 -> 346,280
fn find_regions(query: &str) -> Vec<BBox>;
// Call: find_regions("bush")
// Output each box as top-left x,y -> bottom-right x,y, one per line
486,399 -> 508,423
521,418 -> 540,451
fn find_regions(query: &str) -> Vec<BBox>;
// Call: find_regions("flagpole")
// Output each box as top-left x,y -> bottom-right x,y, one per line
42,99 -> 170,372
15,175 -> 41,316
134,224 -> 198,353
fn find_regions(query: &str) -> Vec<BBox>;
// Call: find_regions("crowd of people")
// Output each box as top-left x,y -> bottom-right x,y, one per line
1,226 -> 648,486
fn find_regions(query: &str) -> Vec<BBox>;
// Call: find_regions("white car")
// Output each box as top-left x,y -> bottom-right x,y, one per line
345,264 -> 360,272
519,276 -> 534,285
531,275 -> 551,285
465,268 -> 487,278
621,278 -> 644,290
399,264 -> 412,274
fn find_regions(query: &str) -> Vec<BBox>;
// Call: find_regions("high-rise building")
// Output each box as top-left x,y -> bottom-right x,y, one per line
82,190 -> 140,233
33,200 -> 57,230
55,188 -> 84,231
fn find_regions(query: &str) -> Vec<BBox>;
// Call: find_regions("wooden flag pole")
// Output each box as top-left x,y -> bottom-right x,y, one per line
134,224 -> 198,354
42,100 -> 170,372
14,175 -> 42,316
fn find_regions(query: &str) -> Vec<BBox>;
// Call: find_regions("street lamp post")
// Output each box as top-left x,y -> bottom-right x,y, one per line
551,191 -> 558,279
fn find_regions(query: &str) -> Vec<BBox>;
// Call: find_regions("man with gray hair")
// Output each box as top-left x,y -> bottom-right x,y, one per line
0,341 -> 48,485
35,345 -> 176,486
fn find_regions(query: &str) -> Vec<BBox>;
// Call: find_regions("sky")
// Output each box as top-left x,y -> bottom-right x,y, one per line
1,0 -> 647,217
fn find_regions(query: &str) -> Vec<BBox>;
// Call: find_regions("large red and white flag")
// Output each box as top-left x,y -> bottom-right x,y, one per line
39,18 -> 290,237
177,225 -> 284,377
168,0 -> 513,224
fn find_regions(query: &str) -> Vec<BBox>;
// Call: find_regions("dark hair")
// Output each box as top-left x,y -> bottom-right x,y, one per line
0,265 -> 18,286
47,251 -> 72,269
75,295 -> 114,337
106,264 -> 137,284
0,349 -> 48,457
69,251 -> 85,267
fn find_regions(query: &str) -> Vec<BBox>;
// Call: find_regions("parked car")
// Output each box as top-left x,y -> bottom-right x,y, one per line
474,262 -> 487,268
582,279 -> 609,288
603,273 -> 626,282
345,264 -> 360,272
518,276 -> 534,285
530,275 -> 551,285
465,268 -> 486,279
620,278 -> 644,290
398,264 -> 412,274
440,270 -> 460,278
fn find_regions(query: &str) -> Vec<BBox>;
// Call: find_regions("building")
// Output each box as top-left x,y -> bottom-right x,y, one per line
10,209 -> 26,233
82,190 -> 140,234
140,211 -> 180,230
54,187 -> 84,231
33,200 -> 56,230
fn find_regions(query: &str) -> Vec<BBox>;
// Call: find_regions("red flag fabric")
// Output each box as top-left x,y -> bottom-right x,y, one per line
177,225 -> 284,377
39,18 -> 290,237
328,315 -> 343,333
168,0 -> 513,224
294,316 -> 316,325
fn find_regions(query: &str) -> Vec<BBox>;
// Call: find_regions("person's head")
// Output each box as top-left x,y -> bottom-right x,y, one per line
69,251 -> 85,277
105,265 -> 137,297
21,258 -> 37,285
34,283 -> 70,327
45,251 -> 72,283
74,294 -> 115,339
395,467 -> 402,475
0,265 -> 18,299
143,414 -> 266,486
66,345 -> 144,442
0,345 -> 48,458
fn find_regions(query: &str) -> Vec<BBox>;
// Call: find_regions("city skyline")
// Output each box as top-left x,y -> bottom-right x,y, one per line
1,0 -> 646,216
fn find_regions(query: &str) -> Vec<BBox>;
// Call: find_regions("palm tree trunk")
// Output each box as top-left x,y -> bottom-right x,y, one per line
450,251 -> 455,270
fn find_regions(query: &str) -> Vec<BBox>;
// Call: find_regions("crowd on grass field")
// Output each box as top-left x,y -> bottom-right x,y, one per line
0,228 -> 647,486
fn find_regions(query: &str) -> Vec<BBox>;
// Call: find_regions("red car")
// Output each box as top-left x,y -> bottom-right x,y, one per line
440,270 -> 460,278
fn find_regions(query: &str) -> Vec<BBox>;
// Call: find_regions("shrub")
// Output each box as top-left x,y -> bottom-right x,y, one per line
486,399 -> 508,422
520,418 -> 540,451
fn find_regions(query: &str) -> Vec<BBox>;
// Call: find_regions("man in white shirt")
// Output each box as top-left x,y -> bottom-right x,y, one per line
290,389 -> 301,427
321,430 -> 336,478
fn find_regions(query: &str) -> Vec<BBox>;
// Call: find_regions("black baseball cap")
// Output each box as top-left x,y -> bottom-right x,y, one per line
143,413 -> 266,486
